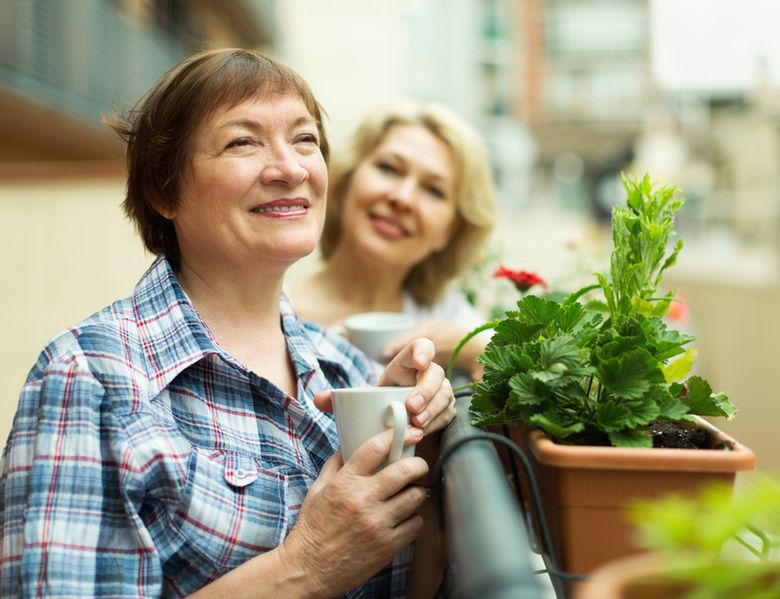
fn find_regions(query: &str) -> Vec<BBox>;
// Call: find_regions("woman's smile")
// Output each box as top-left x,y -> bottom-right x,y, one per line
369,214 -> 409,239
250,197 -> 311,217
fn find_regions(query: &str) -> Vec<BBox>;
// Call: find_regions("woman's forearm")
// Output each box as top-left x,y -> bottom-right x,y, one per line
187,542 -> 322,599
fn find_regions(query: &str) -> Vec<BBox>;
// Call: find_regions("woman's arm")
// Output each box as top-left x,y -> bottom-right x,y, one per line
189,427 -> 430,599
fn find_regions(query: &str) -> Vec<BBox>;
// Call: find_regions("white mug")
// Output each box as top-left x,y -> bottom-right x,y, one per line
343,311 -> 416,363
331,386 -> 416,467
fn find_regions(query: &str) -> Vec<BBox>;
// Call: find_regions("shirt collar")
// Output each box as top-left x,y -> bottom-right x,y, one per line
132,255 -> 325,397
132,255 -> 221,396
280,291 -> 324,375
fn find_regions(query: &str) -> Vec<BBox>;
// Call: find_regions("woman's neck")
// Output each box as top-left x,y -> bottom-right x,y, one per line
178,258 -> 284,331
177,257 -> 297,396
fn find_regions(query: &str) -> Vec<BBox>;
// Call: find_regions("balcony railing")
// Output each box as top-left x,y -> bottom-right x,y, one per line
437,396 -> 554,598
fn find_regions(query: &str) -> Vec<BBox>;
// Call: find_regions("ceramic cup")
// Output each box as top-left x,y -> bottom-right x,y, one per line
331,386 -> 416,467
343,311 -> 416,363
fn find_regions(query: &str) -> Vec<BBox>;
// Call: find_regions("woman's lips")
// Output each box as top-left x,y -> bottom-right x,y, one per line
370,215 -> 408,239
250,198 -> 309,217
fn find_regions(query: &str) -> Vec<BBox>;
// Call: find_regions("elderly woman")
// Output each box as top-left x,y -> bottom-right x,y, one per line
289,102 -> 498,379
0,49 -> 454,598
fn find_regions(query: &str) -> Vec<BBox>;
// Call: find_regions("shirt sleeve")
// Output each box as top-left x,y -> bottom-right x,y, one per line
0,354 -> 161,598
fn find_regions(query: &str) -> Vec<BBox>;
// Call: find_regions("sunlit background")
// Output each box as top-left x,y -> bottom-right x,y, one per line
1,0 -> 778,473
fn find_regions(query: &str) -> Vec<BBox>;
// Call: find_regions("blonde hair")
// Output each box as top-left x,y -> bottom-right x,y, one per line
321,101 -> 498,304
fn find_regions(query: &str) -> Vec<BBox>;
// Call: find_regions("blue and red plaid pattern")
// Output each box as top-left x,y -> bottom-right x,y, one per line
0,255 -> 410,597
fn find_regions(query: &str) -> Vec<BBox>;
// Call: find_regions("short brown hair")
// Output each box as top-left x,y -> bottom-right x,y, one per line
320,102 -> 497,304
104,48 -> 329,270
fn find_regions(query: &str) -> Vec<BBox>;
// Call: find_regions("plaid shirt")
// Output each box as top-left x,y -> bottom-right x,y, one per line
1,255 -> 411,598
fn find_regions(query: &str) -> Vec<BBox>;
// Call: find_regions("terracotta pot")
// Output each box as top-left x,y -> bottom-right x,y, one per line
575,552 -> 780,599
574,553 -> 689,599
501,417 -> 755,580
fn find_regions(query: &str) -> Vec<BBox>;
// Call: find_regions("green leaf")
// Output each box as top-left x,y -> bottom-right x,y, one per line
528,413 -> 584,439
608,428 -> 653,448
661,347 -> 698,383
507,373 -> 546,406
563,283 -> 600,305
596,402 -> 632,432
681,376 -> 737,418
595,348 -> 665,399
539,336 -> 582,371
582,299 -> 609,313
597,395 -> 660,432
655,392 -> 691,421
516,295 -> 562,327
477,346 -> 528,373
638,317 -> 696,361
470,381 -> 506,415
491,318 -> 543,346
554,302 -> 591,334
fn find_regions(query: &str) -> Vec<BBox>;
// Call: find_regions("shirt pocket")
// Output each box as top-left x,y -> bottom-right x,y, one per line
169,446 -> 291,572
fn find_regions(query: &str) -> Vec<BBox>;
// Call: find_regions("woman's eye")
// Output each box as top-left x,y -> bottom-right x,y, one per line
425,185 -> 446,199
296,133 -> 319,145
226,137 -> 253,149
377,162 -> 399,175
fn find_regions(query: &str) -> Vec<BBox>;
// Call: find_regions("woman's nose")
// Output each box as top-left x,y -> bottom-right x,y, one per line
260,147 -> 308,187
387,178 -> 416,208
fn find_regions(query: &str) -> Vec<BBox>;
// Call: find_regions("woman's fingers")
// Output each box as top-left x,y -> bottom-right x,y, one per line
313,389 -> 333,413
418,379 -> 456,433
406,362 -> 447,428
378,338 -> 435,387
378,337 -> 454,430
342,427 -> 424,478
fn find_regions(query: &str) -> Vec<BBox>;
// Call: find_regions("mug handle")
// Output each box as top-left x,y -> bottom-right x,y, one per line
384,401 -> 407,464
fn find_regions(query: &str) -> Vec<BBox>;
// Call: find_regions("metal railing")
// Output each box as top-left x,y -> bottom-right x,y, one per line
436,397 -> 549,598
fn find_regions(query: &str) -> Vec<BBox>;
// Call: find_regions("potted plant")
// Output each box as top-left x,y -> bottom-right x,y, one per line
449,174 -> 756,581
576,477 -> 780,599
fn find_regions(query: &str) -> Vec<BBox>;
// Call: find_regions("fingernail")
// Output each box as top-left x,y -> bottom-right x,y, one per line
411,426 -> 424,439
416,410 -> 430,427
409,395 -> 424,411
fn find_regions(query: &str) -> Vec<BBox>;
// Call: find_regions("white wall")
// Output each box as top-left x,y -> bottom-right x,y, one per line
274,0 -> 412,150
0,179 -> 152,443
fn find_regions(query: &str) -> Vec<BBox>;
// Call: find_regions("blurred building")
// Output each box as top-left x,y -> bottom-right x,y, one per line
0,0 -> 275,165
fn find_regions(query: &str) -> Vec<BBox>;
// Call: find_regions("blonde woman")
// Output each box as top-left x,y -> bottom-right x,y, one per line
290,102 -> 498,379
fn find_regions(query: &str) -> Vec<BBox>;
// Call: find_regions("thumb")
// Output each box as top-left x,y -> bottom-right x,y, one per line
313,390 -> 333,413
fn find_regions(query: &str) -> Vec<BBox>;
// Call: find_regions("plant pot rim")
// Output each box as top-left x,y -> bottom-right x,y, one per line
575,551 -> 780,599
574,552 -> 688,599
529,416 -> 755,472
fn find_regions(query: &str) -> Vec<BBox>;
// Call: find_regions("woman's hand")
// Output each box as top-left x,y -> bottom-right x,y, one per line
314,338 -> 455,434
378,337 -> 455,433
280,428 -> 429,597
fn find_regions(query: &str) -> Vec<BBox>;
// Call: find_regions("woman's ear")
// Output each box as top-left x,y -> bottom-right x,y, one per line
152,198 -> 175,220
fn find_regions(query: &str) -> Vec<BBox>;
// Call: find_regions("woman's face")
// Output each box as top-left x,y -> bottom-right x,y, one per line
170,93 -> 327,274
339,124 -> 459,271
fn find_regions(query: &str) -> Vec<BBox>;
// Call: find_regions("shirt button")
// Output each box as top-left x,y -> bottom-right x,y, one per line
235,468 -> 247,478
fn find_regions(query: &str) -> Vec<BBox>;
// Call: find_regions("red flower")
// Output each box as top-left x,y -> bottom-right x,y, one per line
666,292 -> 690,323
493,266 -> 548,293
